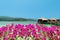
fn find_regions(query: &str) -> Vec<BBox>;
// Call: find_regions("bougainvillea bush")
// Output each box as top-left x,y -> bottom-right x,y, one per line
0,23 -> 60,40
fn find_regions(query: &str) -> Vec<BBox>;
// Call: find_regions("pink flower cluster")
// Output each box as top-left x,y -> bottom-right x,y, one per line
0,23 -> 60,40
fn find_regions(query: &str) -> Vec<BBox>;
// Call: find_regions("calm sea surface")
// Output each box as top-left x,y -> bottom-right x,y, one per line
0,21 -> 51,27
0,21 -> 36,27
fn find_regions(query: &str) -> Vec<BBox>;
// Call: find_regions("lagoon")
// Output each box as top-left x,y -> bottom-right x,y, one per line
0,21 -> 36,27
0,21 -> 51,27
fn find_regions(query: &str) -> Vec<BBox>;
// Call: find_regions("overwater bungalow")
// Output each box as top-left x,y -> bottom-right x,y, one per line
38,18 -> 60,26
57,19 -> 60,22
38,18 -> 48,24
48,18 -> 57,24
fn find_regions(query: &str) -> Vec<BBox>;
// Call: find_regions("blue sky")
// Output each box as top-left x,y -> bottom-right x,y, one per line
0,0 -> 60,19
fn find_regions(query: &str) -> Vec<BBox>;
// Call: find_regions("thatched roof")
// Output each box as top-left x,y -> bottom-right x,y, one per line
50,18 -> 56,20
39,18 -> 47,20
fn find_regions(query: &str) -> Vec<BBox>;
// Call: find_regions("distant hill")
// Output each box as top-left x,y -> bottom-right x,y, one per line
0,16 -> 36,21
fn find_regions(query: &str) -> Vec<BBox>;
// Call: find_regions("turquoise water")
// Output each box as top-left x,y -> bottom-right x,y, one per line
0,21 -> 36,27
0,21 -> 51,27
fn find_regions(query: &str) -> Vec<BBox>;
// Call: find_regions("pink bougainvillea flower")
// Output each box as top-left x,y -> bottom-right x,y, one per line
4,37 -> 8,40
35,38 -> 40,40
1,26 -> 8,32
27,32 -> 31,36
56,30 -> 60,35
42,26 -> 49,32
8,23 -> 15,33
0,28 -> 3,37
41,37 -> 46,40
13,28 -> 17,36
15,24 -> 24,29
8,33 -> 16,39
36,23 -> 41,33
32,29 -> 36,37
53,35 -> 60,40
35,34 -> 41,38
0,23 -> 60,40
